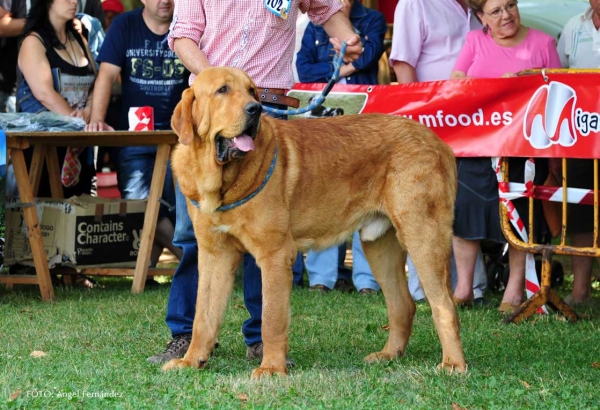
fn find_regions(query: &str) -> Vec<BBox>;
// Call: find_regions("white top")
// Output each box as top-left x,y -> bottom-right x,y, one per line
557,7 -> 600,68
389,0 -> 480,81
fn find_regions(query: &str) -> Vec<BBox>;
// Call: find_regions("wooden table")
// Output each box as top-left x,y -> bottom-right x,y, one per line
0,131 -> 179,301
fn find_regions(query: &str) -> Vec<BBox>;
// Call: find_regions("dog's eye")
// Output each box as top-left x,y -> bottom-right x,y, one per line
249,87 -> 255,96
217,86 -> 228,94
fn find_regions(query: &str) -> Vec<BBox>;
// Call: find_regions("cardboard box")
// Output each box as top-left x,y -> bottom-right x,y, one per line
5,195 -> 147,268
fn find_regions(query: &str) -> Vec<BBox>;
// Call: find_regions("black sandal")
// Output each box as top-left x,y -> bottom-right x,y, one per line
73,275 -> 101,289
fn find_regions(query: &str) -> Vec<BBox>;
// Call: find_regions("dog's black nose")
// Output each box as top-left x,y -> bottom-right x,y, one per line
245,102 -> 262,117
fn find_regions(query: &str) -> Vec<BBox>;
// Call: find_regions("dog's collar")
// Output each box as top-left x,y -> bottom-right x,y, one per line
189,147 -> 278,212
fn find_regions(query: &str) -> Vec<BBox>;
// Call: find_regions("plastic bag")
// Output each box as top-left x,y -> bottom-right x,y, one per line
0,112 -> 85,132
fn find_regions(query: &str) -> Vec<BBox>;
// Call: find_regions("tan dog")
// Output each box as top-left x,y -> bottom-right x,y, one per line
164,67 -> 466,378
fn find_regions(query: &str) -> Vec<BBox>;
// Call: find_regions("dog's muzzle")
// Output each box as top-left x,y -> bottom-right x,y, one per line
216,102 -> 262,163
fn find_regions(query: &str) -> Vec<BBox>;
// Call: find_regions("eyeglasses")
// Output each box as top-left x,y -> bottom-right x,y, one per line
483,1 -> 518,19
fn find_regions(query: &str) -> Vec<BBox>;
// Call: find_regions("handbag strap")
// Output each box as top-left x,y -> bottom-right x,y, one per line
85,39 -> 98,76
76,32 -> 98,76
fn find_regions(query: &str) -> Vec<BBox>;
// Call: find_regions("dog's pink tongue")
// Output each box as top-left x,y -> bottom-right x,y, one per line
233,135 -> 255,152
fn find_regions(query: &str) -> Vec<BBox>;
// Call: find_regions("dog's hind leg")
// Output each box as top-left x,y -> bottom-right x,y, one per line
404,222 -> 467,374
361,227 -> 415,363
162,244 -> 242,371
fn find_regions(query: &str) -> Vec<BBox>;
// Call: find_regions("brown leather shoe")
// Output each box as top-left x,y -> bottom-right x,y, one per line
358,288 -> 378,295
309,284 -> 331,292
333,279 -> 355,293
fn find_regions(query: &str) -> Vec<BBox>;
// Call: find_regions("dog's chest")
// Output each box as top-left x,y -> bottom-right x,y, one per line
211,224 -> 232,233
204,213 -> 233,233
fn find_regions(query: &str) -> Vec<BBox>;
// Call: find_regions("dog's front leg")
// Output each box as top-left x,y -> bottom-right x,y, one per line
250,248 -> 293,379
162,245 -> 241,371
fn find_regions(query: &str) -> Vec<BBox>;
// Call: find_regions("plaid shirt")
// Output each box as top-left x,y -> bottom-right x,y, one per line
168,0 -> 341,89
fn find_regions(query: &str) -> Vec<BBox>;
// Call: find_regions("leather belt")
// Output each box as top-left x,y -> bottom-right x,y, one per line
266,88 -> 286,94
259,88 -> 300,108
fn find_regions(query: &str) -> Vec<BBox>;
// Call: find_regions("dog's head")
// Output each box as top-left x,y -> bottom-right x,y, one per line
171,67 -> 262,164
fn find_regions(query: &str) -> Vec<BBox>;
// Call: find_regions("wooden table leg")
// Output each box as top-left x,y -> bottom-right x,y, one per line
29,145 -> 46,196
46,146 -> 64,199
131,143 -> 171,294
10,148 -> 55,302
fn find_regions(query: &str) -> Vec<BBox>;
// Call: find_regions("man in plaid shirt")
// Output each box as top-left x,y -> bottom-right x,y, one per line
147,0 -> 362,365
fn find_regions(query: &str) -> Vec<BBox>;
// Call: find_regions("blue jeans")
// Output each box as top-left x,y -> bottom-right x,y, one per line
166,103 -> 304,345
117,146 -> 176,223
306,231 -> 379,291
350,232 -> 380,291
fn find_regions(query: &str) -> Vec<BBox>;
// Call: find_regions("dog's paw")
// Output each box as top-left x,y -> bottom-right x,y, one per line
161,357 -> 208,371
161,358 -> 192,371
364,351 -> 400,363
436,361 -> 468,375
250,366 -> 288,379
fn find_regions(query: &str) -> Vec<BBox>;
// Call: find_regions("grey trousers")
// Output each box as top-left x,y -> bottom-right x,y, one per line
407,249 -> 487,301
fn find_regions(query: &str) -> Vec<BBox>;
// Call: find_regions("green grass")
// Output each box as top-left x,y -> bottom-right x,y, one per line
1,273 -> 599,409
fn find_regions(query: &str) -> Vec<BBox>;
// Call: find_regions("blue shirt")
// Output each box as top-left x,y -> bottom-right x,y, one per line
296,2 -> 387,85
97,8 -> 189,130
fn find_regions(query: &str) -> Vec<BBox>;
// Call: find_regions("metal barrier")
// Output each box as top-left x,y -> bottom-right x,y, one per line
498,71 -> 600,322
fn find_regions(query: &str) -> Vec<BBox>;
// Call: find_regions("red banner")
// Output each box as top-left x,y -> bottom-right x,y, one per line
290,72 -> 600,159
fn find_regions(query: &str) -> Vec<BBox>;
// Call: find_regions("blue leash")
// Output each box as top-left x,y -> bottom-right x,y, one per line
262,42 -> 348,116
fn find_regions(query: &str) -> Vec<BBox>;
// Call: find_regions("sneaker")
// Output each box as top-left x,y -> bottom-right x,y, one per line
358,288 -> 378,295
246,342 -> 295,367
147,334 -> 192,364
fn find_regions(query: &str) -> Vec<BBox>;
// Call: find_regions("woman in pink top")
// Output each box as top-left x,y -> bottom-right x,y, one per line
449,0 -> 561,314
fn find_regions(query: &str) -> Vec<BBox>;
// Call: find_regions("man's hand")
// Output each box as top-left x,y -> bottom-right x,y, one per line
85,121 -> 114,132
330,34 -> 362,63
70,108 -> 90,123
322,9 -> 363,63
339,63 -> 357,77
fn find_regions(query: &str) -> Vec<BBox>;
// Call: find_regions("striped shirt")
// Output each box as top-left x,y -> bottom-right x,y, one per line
168,0 -> 341,88
557,7 -> 600,69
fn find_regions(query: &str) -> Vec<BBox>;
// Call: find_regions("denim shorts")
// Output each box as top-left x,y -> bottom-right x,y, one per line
117,145 -> 176,223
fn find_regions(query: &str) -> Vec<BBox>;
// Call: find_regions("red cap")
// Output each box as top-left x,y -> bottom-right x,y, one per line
102,0 -> 124,14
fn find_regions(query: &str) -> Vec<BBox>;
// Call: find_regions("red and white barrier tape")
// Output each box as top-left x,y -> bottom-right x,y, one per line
492,157 -> 547,314
502,183 -> 597,205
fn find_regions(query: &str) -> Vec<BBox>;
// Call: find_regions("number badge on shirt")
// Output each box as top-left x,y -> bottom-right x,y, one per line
264,0 -> 291,20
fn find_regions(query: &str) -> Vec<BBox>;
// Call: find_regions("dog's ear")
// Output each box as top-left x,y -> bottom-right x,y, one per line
252,83 -> 261,103
244,73 -> 261,103
171,88 -> 196,145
